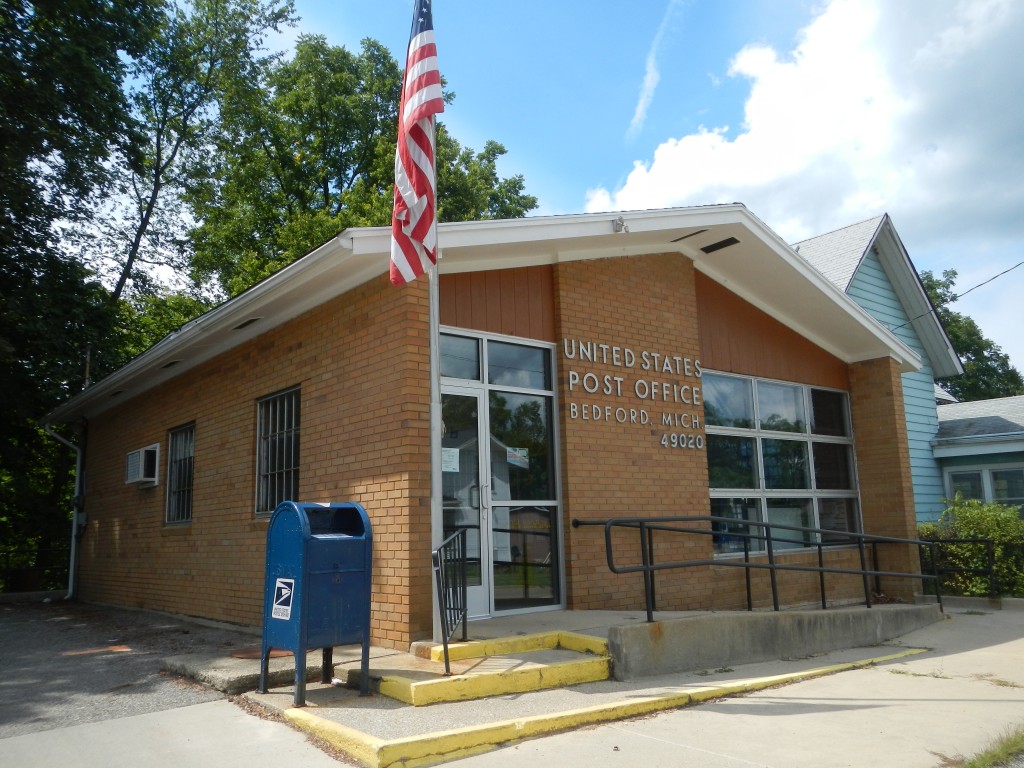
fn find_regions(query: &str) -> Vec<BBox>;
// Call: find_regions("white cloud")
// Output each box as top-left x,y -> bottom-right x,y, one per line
627,0 -> 685,140
587,0 -> 1024,367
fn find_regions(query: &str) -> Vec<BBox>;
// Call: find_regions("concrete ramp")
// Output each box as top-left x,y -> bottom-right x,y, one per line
608,604 -> 942,680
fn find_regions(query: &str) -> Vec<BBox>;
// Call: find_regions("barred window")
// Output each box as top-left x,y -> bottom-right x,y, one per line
166,424 -> 195,524
256,387 -> 300,516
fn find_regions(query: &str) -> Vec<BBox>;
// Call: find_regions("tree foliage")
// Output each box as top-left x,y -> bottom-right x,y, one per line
921,269 -> 1024,402
0,0 -> 160,259
188,34 -> 537,296
71,0 -> 296,302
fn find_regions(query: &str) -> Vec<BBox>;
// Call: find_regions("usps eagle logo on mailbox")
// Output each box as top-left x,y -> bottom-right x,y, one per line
272,578 -> 295,620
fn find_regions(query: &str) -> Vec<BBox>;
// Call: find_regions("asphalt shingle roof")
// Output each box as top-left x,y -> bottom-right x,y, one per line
793,216 -> 885,291
936,396 -> 1024,440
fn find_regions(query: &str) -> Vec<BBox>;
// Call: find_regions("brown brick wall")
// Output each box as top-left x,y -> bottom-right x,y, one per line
554,255 -> 895,612
78,274 -> 433,649
848,356 -> 921,601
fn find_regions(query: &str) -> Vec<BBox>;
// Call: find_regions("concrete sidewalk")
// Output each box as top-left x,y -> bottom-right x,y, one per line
442,600 -> 1024,768
229,600 -> 1024,768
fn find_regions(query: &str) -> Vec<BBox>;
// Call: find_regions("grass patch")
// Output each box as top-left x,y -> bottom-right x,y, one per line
957,723 -> 1024,768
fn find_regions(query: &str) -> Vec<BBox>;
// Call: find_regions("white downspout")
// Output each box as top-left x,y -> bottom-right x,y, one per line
43,425 -> 84,600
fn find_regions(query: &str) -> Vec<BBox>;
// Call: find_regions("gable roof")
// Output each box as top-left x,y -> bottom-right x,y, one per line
794,214 -> 963,379
933,395 -> 1024,457
45,204 -> 923,424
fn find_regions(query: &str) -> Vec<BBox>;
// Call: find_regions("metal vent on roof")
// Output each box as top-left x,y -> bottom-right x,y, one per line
233,317 -> 262,330
700,237 -> 740,254
161,360 -> 182,369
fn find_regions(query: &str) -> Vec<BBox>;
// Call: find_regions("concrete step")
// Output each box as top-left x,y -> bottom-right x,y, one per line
344,631 -> 611,706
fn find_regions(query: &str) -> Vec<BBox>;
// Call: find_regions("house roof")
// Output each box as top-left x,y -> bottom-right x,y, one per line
45,204 -> 923,424
794,214 -> 963,379
933,395 -> 1024,458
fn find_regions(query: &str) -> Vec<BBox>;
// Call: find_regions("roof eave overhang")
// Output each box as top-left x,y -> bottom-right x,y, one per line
45,205 -> 921,425
932,434 -> 1024,458
872,220 -> 964,379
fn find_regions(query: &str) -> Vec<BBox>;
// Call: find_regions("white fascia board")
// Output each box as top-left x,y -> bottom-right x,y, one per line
932,435 -> 1024,458
872,222 -> 963,378
689,212 -> 923,372
45,236 -> 369,424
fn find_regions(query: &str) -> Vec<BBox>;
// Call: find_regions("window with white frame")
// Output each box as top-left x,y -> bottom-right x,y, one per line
166,424 -> 195,524
703,372 -> 861,554
947,466 -> 1024,511
256,387 -> 300,516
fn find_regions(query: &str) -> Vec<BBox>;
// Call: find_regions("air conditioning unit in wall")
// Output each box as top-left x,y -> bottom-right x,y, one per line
125,444 -> 160,485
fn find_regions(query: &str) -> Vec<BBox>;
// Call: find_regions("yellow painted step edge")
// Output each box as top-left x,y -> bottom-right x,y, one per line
427,630 -> 608,663
378,655 -> 612,706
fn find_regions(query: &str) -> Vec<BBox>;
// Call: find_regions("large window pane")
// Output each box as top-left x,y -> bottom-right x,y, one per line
992,469 -> 1024,508
488,341 -> 551,389
702,373 -> 755,428
818,498 -> 859,543
766,498 -> 813,549
757,381 -> 806,433
489,392 -> 554,500
493,505 -> 559,610
763,439 -> 810,489
441,334 -> 480,380
813,443 -> 854,490
711,497 -> 763,554
811,389 -> 849,436
950,471 -> 983,500
707,435 -> 758,489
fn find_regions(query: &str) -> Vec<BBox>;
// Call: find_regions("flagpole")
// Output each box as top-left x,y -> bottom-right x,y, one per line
428,259 -> 442,642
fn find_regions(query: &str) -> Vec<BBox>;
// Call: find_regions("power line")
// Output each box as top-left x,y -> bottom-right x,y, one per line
889,258 -> 1024,333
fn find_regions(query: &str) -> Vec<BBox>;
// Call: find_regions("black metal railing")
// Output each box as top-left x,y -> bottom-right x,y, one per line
431,528 -> 469,675
572,515 -> 944,621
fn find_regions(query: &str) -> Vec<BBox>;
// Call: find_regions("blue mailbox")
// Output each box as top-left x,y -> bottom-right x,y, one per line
258,501 -> 372,706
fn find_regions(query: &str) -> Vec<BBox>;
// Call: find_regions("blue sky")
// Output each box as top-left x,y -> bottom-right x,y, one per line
278,0 -> 1024,373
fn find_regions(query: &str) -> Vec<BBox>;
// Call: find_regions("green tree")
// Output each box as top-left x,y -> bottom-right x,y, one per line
0,0 -> 160,260
921,269 -> 1024,402
187,35 -> 537,296
1,0 -> 160,586
69,0 -> 295,302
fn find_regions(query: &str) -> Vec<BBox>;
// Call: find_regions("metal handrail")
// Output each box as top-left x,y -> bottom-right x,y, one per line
431,528 -> 469,675
572,515 -> 944,621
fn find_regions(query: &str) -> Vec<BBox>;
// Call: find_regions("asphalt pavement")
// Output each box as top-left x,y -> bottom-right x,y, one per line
0,599 -> 343,767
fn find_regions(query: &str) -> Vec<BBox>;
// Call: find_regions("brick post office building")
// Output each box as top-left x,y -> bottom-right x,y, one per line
46,205 -> 926,650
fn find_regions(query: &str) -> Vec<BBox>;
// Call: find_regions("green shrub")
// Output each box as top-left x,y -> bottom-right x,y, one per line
918,496 -> 1024,597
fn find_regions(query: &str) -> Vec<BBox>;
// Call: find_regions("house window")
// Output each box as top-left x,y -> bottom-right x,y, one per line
166,424 -> 195,524
704,372 -> 860,554
947,467 -> 1024,511
256,387 -> 300,516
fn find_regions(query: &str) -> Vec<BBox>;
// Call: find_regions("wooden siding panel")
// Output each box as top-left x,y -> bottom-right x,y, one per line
848,252 -> 944,521
440,266 -> 556,341
695,272 -> 849,389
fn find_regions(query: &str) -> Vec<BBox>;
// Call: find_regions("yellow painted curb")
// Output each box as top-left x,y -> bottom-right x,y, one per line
284,647 -> 928,768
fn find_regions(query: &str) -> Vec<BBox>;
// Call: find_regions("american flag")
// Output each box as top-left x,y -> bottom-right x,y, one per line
390,0 -> 445,286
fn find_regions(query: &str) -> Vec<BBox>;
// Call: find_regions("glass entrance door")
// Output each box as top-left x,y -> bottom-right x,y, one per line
440,333 -> 562,617
441,390 -> 489,618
